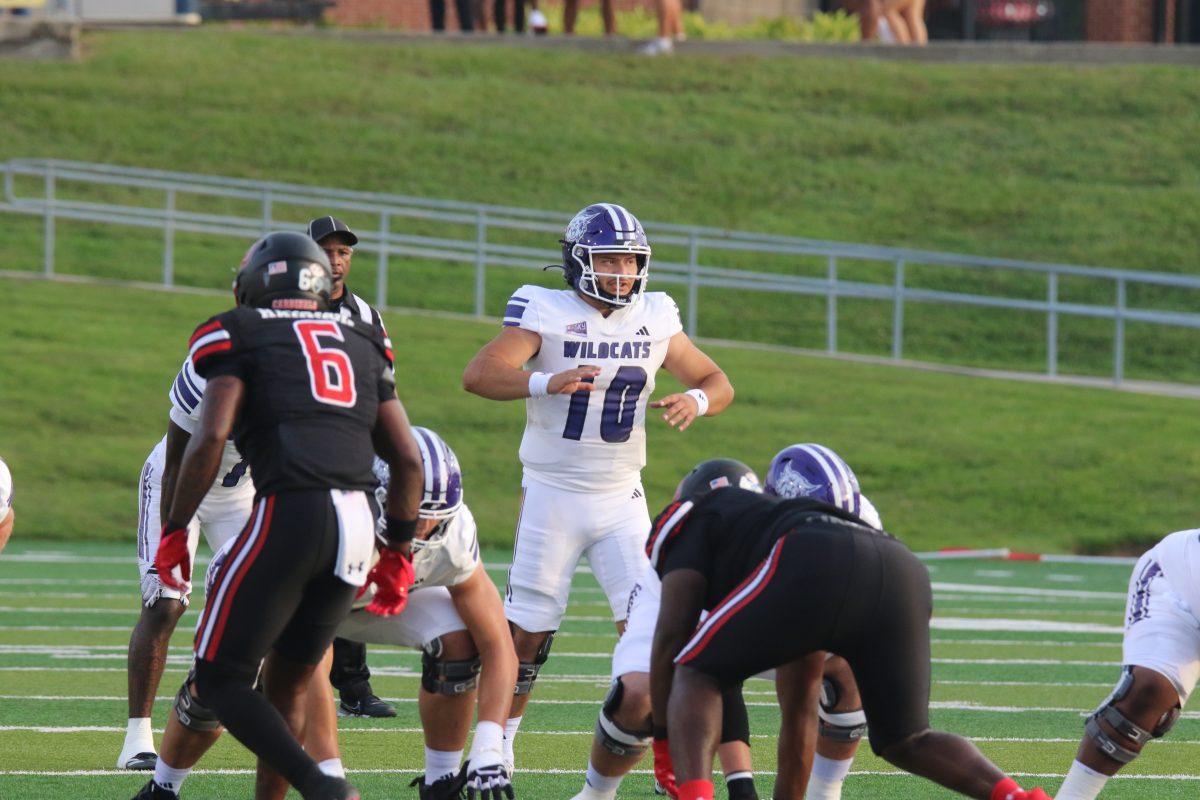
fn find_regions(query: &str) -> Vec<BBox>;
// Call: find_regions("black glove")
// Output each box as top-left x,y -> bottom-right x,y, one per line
466,760 -> 514,800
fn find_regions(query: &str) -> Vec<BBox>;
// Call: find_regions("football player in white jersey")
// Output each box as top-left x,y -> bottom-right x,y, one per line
1055,529 -> 1200,799
0,456 -> 13,553
118,354 -> 255,771
462,202 -> 734,773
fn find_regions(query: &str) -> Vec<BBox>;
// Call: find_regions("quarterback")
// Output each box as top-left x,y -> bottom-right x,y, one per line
462,202 -> 734,772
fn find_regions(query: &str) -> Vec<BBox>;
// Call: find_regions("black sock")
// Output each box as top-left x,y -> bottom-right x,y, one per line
727,776 -> 759,800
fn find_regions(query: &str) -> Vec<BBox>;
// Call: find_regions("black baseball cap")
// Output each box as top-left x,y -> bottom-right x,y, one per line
306,216 -> 359,247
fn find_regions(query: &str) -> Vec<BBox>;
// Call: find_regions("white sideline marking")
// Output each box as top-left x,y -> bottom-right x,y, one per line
974,570 -> 1014,578
1047,573 -> 1087,583
932,581 -> 1125,600
932,618 -> 1122,634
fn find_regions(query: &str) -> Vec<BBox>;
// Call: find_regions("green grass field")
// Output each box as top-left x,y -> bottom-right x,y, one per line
0,540 -> 1196,799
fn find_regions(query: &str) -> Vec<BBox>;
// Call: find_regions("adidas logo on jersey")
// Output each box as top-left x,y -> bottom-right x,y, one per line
636,326 -> 650,336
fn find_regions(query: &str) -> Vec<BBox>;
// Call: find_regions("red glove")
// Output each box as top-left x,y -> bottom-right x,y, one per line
992,778 -> 1053,800
365,547 -> 415,617
652,736 -> 678,799
155,522 -> 192,591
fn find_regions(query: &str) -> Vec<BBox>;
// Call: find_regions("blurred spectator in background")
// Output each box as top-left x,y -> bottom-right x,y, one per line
641,0 -> 684,54
495,0 -> 529,32
823,0 -> 881,40
430,0 -> 475,31
565,0 -> 616,35
882,0 -> 928,44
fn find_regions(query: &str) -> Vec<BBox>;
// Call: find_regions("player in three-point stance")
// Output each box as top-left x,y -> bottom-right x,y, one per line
1055,529 -> 1200,799
647,468 -> 1052,800
462,202 -> 733,774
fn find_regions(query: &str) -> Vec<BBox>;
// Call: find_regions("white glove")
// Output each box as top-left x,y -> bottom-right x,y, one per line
466,760 -> 513,800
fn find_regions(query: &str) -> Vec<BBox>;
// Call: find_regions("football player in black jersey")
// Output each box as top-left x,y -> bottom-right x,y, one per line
647,476 -> 1051,800
151,231 -> 423,800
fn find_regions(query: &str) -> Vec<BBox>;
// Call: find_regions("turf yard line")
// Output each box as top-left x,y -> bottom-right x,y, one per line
932,582 -> 1125,600
930,638 -> 1120,646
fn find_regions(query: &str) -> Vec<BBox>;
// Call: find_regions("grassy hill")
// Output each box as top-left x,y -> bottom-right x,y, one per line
1,29 -> 1197,270
1,30 -> 1198,555
3,277 -> 1198,555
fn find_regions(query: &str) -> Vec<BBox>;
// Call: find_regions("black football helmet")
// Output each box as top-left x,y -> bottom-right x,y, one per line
234,231 -> 333,311
674,457 -> 763,502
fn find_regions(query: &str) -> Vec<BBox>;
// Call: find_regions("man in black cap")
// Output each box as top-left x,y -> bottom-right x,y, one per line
305,216 -> 396,720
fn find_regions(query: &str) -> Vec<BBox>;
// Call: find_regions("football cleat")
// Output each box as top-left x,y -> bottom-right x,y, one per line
410,768 -> 468,800
337,690 -> 397,718
131,779 -> 178,800
118,751 -> 158,771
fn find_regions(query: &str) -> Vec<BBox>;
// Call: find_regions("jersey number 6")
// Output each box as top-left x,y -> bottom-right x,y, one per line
293,320 -> 357,408
562,365 -> 647,443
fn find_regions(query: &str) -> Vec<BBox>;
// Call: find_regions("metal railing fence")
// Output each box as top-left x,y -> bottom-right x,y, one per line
4,158 -> 1200,389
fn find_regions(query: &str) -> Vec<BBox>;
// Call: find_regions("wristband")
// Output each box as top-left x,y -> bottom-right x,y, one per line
385,514 -> 418,547
528,372 -> 552,398
685,388 -> 709,417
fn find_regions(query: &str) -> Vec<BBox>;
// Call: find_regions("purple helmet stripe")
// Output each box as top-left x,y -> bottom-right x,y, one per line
411,426 -> 463,520
416,427 -> 443,505
792,444 -> 849,511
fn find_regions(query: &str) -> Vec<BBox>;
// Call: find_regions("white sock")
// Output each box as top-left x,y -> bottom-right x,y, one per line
806,755 -> 854,800
425,747 -> 463,783
317,758 -> 345,778
1056,760 -> 1110,800
503,716 -> 523,764
123,717 -> 155,753
152,757 -> 190,794
585,761 -> 622,793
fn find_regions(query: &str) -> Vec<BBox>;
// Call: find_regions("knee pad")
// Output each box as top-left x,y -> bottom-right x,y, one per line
819,678 -> 867,742
595,677 -> 651,758
1086,667 -> 1180,764
514,631 -> 554,695
174,669 -> 222,733
420,637 -> 481,696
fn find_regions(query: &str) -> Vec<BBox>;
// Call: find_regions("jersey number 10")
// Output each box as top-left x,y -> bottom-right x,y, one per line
562,365 -> 647,443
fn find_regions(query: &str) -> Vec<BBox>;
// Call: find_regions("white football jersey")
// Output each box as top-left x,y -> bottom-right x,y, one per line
504,285 -> 683,493
412,504 -> 481,591
1140,529 -> 1200,627
167,356 -> 248,489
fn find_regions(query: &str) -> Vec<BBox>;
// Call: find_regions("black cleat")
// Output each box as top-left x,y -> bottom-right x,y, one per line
119,752 -> 159,771
304,775 -> 361,800
410,768 -> 467,800
338,690 -> 397,718
131,779 -> 178,800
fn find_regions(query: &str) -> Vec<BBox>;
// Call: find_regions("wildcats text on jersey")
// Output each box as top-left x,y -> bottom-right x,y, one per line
562,340 -> 651,360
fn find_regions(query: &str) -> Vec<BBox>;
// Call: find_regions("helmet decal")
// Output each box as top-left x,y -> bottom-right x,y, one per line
765,443 -> 861,516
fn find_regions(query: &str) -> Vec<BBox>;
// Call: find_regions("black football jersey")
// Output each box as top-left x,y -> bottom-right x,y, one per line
187,306 -> 395,497
647,488 -> 886,608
